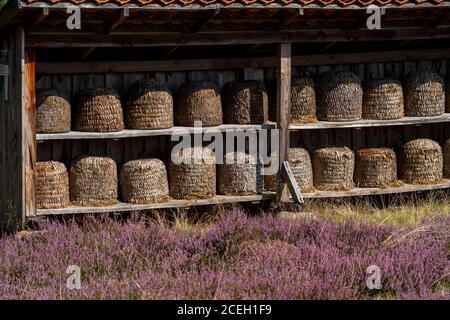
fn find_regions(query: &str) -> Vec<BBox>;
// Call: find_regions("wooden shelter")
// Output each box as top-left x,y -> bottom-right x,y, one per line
1,0 -> 450,229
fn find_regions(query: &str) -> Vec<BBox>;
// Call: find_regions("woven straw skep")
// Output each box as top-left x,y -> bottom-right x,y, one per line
313,147 -> 355,191
263,174 -> 277,192
69,156 -> 118,206
400,139 -> 443,185
125,79 -> 173,130
354,148 -> 398,188
316,71 -> 363,121
405,71 -> 445,117
362,79 -> 404,120
291,77 -> 317,124
218,152 -> 262,196
169,147 -> 216,199
289,148 -> 314,192
74,88 -> 124,132
120,159 -> 170,204
222,80 -> 268,124
36,90 -> 71,133
36,161 -> 70,209
443,139 -> 450,179
175,81 -> 222,127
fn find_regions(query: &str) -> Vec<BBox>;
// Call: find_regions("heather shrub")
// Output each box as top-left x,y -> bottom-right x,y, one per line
0,210 -> 448,300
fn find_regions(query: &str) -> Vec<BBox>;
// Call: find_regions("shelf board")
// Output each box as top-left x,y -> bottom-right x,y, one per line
35,181 -> 450,215
302,180 -> 450,199
289,113 -> 450,130
36,124 -> 276,141
36,193 -> 274,216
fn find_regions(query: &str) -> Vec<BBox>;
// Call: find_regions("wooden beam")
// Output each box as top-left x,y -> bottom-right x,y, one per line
24,47 -> 37,220
25,8 -> 49,33
276,42 -> 291,204
36,48 -> 450,75
26,27 -> 450,48
106,8 -> 130,35
190,9 -> 218,33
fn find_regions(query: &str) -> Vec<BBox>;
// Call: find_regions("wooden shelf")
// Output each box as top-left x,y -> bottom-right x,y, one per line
36,193 -> 274,216
36,124 -> 276,141
36,181 -> 450,215
302,180 -> 450,199
289,113 -> 450,130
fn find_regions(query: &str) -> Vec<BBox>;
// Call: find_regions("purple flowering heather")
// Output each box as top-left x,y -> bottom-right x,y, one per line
0,210 -> 448,300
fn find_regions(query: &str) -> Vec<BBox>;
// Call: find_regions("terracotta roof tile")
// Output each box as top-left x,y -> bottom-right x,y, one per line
20,0 -> 448,7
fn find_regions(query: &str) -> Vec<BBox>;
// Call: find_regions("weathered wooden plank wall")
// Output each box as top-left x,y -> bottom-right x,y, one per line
0,28 -> 27,230
35,59 -> 450,186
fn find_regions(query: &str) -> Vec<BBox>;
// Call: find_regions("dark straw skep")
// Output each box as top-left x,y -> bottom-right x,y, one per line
69,156 -> 118,206
404,71 -> 445,117
218,152 -> 262,196
400,139 -> 443,185
354,148 -> 399,188
169,147 -> 216,200
36,161 -> 70,209
290,77 -> 317,124
443,139 -> 450,179
125,79 -> 173,130
313,147 -> 355,191
362,79 -> 404,120
74,88 -> 124,132
222,80 -> 268,124
289,148 -> 314,192
175,81 -> 222,127
36,90 -> 71,133
316,71 -> 363,121
120,159 -> 170,204
268,78 -> 317,123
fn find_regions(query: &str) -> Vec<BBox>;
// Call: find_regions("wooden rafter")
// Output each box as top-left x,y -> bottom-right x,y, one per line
25,8 -> 49,33
0,0 -> 19,31
27,27 -> 450,48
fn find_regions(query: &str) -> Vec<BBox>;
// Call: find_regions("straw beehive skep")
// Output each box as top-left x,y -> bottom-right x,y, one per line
443,139 -> 450,179
400,139 -> 443,185
36,90 -> 71,133
263,174 -> 277,192
316,71 -> 363,121
313,147 -> 355,191
69,156 -> 118,206
175,81 -> 222,127
125,79 -> 173,130
169,147 -> 216,199
291,77 -> 317,124
222,80 -> 268,124
289,148 -> 314,192
36,161 -> 70,209
404,71 -> 445,117
362,79 -> 404,120
74,88 -> 124,132
120,159 -> 170,204
354,148 -> 399,188
218,152 -> 262,196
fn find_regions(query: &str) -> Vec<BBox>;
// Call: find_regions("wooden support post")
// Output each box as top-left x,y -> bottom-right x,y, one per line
24,47 -> 37,220
276,42 -> 291,204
